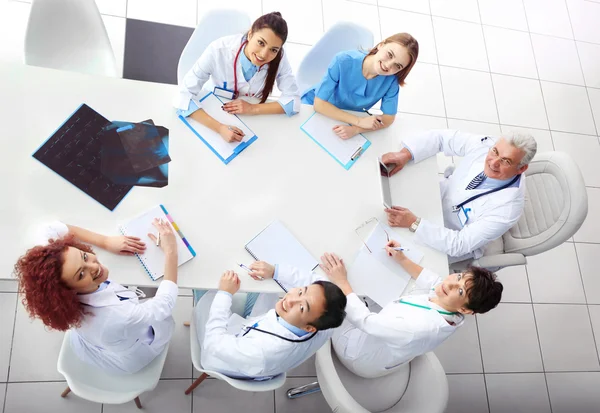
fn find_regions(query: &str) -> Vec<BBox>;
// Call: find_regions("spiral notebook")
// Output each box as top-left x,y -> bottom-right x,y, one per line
119,205 -> 196,280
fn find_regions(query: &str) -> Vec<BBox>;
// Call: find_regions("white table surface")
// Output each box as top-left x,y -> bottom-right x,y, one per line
1,63 -> 448,293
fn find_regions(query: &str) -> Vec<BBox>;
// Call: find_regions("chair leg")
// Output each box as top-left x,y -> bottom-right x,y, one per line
286,381 -> 321,399
134,396 -> 142,409
60,386 -> 71,398
184,373 -> 209,395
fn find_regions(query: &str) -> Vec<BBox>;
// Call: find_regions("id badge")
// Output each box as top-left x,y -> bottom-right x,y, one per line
214,86 -> 235,100
457,206 -> 471,227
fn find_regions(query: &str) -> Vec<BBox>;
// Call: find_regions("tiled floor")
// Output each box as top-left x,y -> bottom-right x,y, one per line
1,0 -> 600,412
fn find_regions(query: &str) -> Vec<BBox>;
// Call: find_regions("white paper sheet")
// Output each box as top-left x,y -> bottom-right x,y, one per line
362,222 -> 424,275
301,112 -> 368,165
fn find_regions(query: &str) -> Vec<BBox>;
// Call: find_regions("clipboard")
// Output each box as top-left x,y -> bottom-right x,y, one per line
300,112 -> 371,170
177,92 -> 258,165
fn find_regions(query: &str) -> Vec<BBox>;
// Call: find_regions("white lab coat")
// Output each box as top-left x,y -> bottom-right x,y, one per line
332,268 -> 464,378
195,265 -> 331,379
403,129 -> 526,260
174,34 -> 300,114
41,222 -> 178,374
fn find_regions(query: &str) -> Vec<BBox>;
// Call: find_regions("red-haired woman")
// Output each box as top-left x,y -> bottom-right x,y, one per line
14,220 -> 179,374
175,11 -> 300,143
302,33 -> 419,140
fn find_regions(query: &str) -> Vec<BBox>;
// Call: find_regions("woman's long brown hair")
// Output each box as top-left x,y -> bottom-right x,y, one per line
366,33 -> 419,86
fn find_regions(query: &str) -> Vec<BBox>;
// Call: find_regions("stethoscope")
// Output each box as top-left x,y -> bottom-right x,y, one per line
232,37 -> 267,99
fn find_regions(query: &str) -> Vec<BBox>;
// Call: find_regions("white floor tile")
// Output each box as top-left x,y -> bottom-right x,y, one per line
0,383 -> 5,413
191,378 -> 274,413
534,304 -> 600,371
577,41 -> 600,88
377,0 -> 430,14
101,14 -> 125,78
440,66 -> 498,123
397,62 -> 446,117
380,8 -> 437,64
523,0 -> 573,39
576,243 -> 600,304
483,25 -> 538,79
161,296 -> 193,379
526,242 -> 586,303
434,316 -> 483,373
9,299 -> 65,381
541,81 -> 596,135
430,0 -> 480,23
496,265 -> 532,303
0,0 -> 30,64
546,372 -> 600,413
531,34 -> 584,85
499,126 -> 554,158
127,0 -> 197,28
589,305 -> 600,355
486,373 -> 551,413
447,118 -> 501,136
4,382 -> 102,413
433,17 -> 488,71
197,0 -> 263,24
103,380 -> 192,413
0,293 -> 17,382
446,374 -> 489,413
566,0 -> 600,44
275,377 -> 329,413
574,187 -> 600,243
478,0 -> 528,31
588,87 -> 600,133
0,279 -> 18,293
95,0 -> 126,17
263,0 -> 323,45
552,131 -> 600,187
492,74 -> 548,129
477,303 -> 543,372
323,0 -> 380,43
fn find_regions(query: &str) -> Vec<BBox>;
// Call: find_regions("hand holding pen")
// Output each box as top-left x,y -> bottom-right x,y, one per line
218,124 -> 245,143
385,240 -> 408,263
237,261 -> 275,281
356,108 -> 384,130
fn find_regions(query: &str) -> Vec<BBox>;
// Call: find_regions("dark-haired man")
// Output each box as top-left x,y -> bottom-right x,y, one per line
188,258 -> 346,389
321,240 -> 502,379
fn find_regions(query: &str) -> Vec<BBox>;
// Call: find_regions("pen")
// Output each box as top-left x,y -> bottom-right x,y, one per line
362,108 -> 384,124
228,125 -> 244,137
382,247 -> 409,252
237,263 -> 264,280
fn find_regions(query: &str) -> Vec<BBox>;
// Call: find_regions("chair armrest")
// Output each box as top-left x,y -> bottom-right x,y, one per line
471,253 -> 526,269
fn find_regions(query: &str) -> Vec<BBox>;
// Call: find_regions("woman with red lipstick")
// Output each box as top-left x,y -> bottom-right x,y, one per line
175,12 -> 300,143
302,33 -> 419,140
14,220 -> 180,374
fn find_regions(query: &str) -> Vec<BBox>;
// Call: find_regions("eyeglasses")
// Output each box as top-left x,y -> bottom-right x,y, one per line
488,147 -> 514,167
355,217 -> 390,254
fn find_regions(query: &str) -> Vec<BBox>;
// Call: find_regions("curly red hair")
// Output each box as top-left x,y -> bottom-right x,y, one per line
15,235 -> 93,331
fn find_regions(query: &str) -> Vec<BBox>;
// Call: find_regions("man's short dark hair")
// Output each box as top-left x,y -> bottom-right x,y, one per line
464,266 -> 503,314
309,281 -> 347,330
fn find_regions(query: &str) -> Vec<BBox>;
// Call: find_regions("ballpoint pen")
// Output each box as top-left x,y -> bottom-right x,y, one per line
382,247 -> 409,252
362,108 -> 384,124
237,263 -> 264,280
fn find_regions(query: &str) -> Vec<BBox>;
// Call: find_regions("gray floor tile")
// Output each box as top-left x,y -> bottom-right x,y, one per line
486,373 -> 551,413
0,383 -> 6,413
0,293 -> 17,382
546,372 -> 600,413
526,243 -> 586,304
477,303 -> 543,373
161,296 -> 193,379
4,381 -> 101,413
434,316 -> 483,373
446,374 -> 489,413
534,304 -> 600,372
274,377 -> 329,413
287,354 -> 317,377
496,265 -> 531,303
103,379 -> 192,413
9,299 -> 65,381
575,243 -> 600,304
0,280 -> 18,293
123,19 -> 193,85
588,305 -> 600,356
191,378 -> 274,413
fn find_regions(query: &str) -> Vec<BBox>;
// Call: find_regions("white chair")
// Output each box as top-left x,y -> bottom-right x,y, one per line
452,151 -> 588,271
177,9 -> 251,84
295,22 -> 374,94
24,0 -> 117,77
305,341 -> 447,413
184,293 -> 286,395
57,330 -> 169,409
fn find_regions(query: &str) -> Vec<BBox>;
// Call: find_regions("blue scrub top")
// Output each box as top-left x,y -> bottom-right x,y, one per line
301,50 -> 400,115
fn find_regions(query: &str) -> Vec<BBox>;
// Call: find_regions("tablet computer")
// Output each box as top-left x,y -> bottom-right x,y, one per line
379,158 -> 393,209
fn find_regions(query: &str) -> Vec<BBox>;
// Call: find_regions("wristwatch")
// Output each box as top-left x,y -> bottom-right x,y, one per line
409,217 -> 421,233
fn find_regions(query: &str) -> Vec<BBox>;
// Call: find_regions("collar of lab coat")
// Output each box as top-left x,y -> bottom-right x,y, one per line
77,280 -> 132,308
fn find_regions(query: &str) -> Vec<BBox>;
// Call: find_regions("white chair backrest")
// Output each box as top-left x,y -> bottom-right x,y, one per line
503,151 -> 588,256
295,22 -> 374,94
177,9 -> 251,84
25,0 -> 117,77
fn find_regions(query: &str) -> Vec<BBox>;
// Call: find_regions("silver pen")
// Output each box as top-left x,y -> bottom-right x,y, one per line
237,263 -> 264,280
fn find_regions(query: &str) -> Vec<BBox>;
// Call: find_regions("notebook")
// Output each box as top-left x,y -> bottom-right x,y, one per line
300,112 -> 371,170
119,205 -> 196,281
245,220 -> 318,273
177,92 -> 258,164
